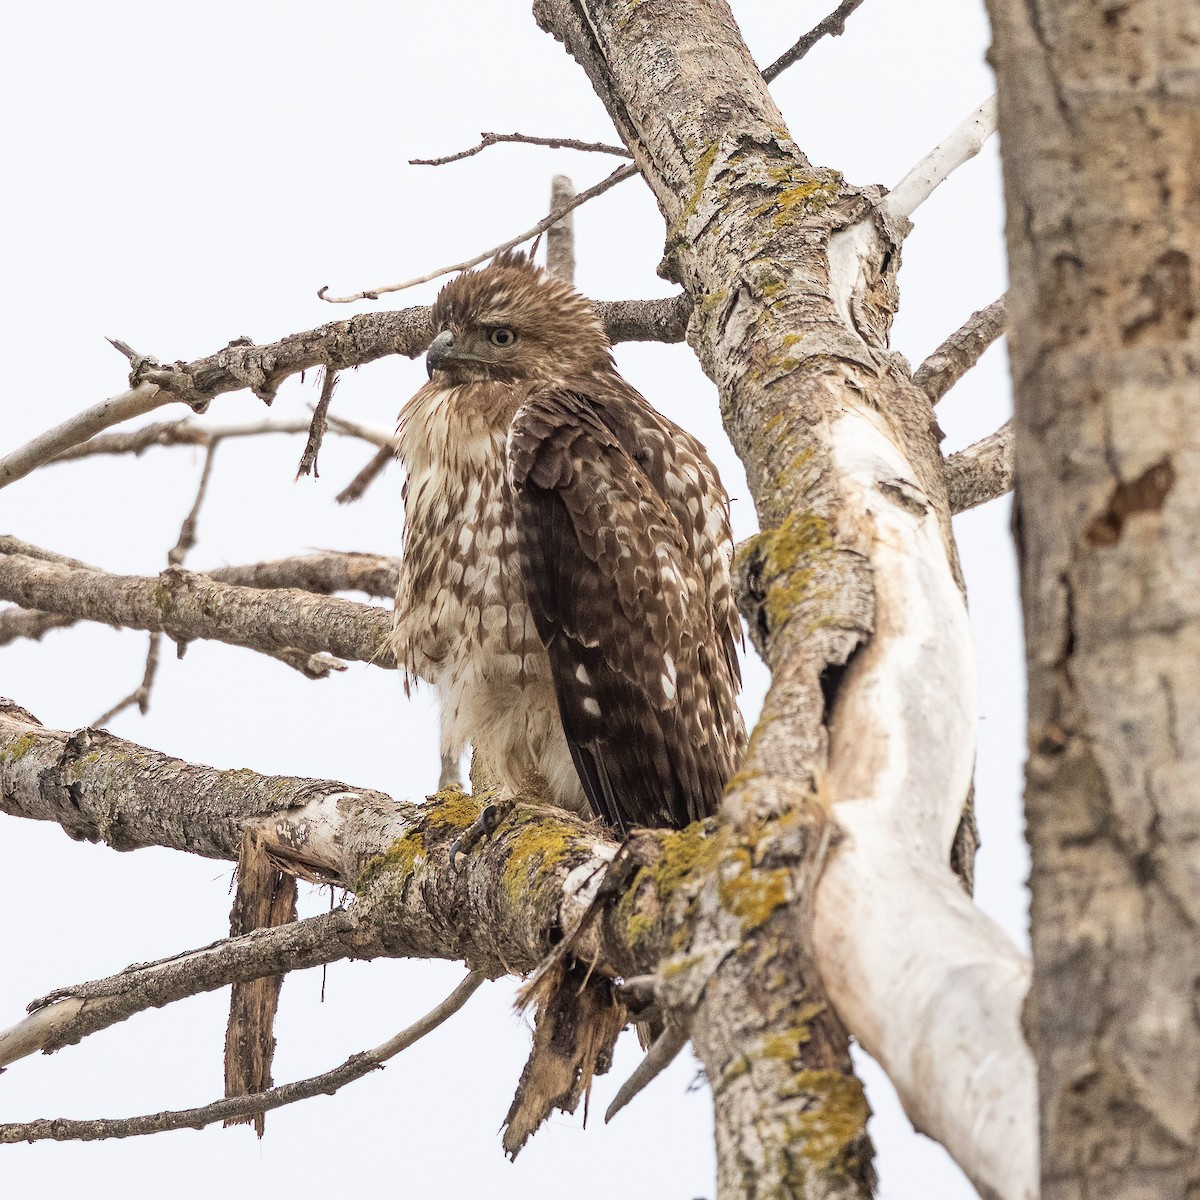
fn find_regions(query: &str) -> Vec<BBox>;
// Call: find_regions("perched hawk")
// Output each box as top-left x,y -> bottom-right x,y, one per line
391,251 -> 745,833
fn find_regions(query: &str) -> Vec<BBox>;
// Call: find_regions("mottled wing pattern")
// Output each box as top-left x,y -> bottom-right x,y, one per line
508,386 -> 745,833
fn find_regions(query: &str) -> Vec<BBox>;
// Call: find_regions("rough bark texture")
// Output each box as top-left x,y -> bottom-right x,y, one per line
533,3 -> 983,1197
987,1 -> 1200,1196
0,552 -> 392,668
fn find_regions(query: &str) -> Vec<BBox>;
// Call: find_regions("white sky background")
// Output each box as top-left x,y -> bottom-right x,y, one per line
0,3 -> 1022,1198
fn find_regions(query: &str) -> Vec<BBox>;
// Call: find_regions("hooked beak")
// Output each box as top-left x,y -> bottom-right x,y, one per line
426,329 -> 455,378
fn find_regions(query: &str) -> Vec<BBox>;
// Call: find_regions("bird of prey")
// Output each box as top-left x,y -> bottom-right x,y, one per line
391,251 -> 745,833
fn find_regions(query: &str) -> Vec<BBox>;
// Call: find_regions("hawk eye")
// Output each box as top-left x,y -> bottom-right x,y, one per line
488,327 -> 516,347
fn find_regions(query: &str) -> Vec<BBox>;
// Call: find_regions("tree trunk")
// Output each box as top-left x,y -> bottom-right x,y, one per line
987,0 -> 1200,1195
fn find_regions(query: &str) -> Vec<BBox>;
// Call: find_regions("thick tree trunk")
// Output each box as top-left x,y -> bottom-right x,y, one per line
987,0 -> 1200,1196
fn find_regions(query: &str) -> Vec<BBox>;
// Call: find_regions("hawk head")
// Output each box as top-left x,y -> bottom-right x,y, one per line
425,251 -> 612,385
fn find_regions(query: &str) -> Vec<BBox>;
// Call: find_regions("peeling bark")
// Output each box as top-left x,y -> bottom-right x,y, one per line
987,0 -> 1200,1196
535,3 -> 1032,1198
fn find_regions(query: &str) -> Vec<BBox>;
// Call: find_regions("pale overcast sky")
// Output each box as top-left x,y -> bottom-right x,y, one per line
0,4 -> 1020,1197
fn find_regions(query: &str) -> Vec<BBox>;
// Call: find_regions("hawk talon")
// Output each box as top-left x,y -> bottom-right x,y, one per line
448,800 -> 508,873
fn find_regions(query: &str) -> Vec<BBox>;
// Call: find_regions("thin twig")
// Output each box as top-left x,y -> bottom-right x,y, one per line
914,296 -> 1008,404
880,95 -> 998,224
93,443 -> 221,725
0,972 -> 485,1143
317,163 -> 637,304
604,1021 -> 690,1122
545,175 -> 577,283
336,445 -> 394,505
762,0 -> 868,82
411,131 -> 631,167
295,369 -> 339,481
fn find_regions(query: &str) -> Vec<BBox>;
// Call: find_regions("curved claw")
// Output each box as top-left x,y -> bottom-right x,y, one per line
448,802 -> 505,874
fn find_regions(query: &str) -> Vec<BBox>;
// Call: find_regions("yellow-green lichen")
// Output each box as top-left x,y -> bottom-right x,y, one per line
616,822 -> 726,950
356,828 -> 426,892
500,817 -> 576,904
718,847 -> 789,931
1,733 -> 40,762
422,787 -> 486,832
759,1001 -> 826,1062
778,1070 -> 871,1177
741,511 -> 836,632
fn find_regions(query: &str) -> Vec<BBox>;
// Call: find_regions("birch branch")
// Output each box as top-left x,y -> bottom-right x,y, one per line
0,971 -> 484,1144
944,420 -> 1014,513
317,163 -> 637,304
0,552 -> 393,668
914,296 -> 1008,403
879,95 -> 999,225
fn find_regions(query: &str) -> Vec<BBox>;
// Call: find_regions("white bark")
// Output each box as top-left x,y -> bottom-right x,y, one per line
812,409 -> 1036,1200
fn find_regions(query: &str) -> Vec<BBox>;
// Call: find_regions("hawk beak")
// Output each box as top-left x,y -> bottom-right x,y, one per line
426,330 -> 455,378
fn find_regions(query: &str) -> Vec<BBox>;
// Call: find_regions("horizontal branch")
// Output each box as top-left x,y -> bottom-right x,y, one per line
0,971 -> 484,1144
0,607 -> 74,646
915,296 -> 1008,403
0,909 -> 365,1069
945,420 -> 1014,513
410,131 -> 630,166
208,552 -> 400,600
0,552 -> 393,668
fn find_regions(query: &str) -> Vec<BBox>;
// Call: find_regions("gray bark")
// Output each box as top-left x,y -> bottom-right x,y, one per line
987,0 -> 1200,1196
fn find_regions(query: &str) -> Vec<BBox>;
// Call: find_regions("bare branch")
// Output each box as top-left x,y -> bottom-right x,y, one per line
1,970 -> 483,1143
915,296 -> 1008,403
169,443 -> 220,567
604,1021 -> 690,1122
0,607 -> 74,647
0,383 -> 166,490
761,0 -> 869,82
945,420 -> 1014,513
0,910 -> 364,1070
410,131 -> 630,166
336,445 -> 393,504
294,369 -> 339,481
880,95 -> 999,224
208,551 -> 400,599
545,175 -> 577,283
317,163 -> 638,304
93,633 -> 163,725
0,551 -> 393,668
0,971 -> 484,1145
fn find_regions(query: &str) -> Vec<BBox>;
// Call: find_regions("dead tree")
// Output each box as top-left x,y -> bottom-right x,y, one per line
8,1 -> 1183,1197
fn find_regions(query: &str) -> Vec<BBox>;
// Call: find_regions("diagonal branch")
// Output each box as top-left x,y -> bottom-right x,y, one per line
317,163 -> 638,303
0,551 -> 393,668
0,909 -> 365,1070
914,296 -> 1008,403
944,420 -> 1014,513
879,95 -> 999,225
761,0 -> 869,82
0,971 -> 485,1144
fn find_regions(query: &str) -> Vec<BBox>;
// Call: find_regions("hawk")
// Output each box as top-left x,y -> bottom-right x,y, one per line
391,251 -> 745,833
